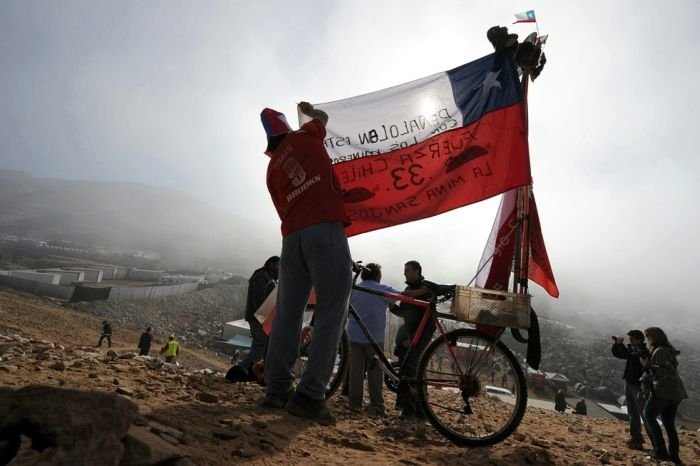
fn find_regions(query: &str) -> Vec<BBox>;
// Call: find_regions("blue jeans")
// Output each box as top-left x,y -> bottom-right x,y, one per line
644,396 -> 681,459
264,223 -> 351,400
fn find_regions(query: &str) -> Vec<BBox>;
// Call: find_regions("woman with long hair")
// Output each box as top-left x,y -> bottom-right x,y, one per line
641,327 -> 687,465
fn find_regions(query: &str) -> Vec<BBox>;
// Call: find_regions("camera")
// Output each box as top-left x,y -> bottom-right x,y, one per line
629,343 -> 650,359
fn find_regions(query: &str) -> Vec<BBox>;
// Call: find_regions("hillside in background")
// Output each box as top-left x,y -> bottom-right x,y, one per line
0,170 -> 275,271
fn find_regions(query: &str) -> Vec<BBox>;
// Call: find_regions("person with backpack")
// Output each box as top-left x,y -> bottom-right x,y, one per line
137,327 -> 154,356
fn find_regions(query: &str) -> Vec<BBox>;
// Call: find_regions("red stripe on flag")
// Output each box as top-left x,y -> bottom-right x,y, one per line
337,103 -> 531,237
528,195 -> 559,298
476,189 -> 518,292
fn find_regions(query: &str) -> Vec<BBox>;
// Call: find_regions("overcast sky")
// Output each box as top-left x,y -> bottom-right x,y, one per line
1,1 -> 698,323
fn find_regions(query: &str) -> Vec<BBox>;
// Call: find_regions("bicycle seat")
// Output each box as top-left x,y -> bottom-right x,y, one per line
423,281 -> 456,298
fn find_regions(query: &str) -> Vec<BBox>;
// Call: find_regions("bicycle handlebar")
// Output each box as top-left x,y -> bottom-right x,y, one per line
351,259 -> 456,304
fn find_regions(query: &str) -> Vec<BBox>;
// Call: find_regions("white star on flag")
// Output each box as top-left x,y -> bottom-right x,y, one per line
482,70 -> 502,98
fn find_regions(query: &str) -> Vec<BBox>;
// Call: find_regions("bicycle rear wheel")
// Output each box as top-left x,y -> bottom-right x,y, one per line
293,327 -> 349,398
416,328 -> 527,446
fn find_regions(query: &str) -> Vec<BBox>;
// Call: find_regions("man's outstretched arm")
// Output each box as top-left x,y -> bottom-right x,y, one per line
298,101 -> 328,126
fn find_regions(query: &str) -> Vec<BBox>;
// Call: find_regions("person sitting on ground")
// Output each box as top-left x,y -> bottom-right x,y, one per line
97,321 -> 112,348
160,334 -> 180,363
574,398 -> 587,415
137,327 -> 153,356
554,389 -> 567,413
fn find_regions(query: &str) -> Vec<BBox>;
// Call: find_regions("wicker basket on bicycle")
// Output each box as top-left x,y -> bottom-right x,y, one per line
448,286 -> 531,329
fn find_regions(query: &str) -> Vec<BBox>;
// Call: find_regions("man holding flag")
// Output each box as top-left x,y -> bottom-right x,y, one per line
260,103 -> 352,426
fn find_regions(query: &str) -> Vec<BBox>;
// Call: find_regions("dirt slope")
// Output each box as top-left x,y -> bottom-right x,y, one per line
1,288 -> 699,465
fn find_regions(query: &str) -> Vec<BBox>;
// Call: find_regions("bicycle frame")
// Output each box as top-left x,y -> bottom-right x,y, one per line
349,282 -> 466,388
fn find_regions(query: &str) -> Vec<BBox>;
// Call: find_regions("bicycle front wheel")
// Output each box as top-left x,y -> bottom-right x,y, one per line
416,328 -> 527,446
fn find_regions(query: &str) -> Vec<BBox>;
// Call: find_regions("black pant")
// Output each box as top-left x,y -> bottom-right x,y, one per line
97,334 -> 112,347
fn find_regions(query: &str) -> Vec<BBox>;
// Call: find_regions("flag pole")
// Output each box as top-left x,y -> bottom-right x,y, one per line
515,67 -> 532,295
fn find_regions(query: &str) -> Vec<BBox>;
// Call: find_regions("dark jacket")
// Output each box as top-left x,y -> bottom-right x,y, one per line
244,267 -> 276,321
649,346 -> 688,401
390,276 -> 434,334
102,323 -> 112,336
611,342 -> 645,387
138,331 -> 153,352
554,392 -> 567,412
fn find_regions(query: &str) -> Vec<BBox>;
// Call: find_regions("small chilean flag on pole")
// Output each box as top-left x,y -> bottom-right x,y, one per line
513,10 -> 536,24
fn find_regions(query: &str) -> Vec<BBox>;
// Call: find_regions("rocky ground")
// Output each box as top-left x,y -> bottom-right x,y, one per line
1,287 -> 699,465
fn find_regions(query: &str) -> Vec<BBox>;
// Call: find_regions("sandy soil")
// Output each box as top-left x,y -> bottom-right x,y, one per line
1,287 -> 699,465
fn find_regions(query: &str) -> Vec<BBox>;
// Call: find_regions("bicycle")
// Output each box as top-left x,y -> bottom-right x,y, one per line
318,261 -> 528,447
257,261 -> 529,446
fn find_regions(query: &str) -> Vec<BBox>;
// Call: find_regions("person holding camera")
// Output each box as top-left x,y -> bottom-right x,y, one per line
611,329 -> 652,451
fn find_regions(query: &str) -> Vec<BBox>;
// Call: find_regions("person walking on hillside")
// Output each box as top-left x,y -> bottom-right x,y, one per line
554,389 -> 567,413
612,329 -> 652,451
260,102 -> 352,426
97,321 -> 112,348
346,263 -> 401,417
160,334 -> 180,363
137,327 -> 154,356
226,256 -> 280,383
640,327 -> 688,465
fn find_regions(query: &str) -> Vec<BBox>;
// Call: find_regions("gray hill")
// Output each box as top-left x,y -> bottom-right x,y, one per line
0,169 -> 274,270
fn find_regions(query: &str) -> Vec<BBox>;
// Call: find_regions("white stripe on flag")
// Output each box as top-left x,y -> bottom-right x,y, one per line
299,72 -> 465,163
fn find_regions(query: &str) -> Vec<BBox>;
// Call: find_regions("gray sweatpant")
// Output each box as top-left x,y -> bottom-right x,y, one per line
264,222 -> 352,400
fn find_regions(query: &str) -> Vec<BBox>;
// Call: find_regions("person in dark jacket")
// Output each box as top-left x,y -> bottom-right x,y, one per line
137,327 -> 153,356
554,389 -> 567,413
97,321 -> 112,348
226,256 -> 279,382
574,399 -> 587,415
391,260 -> 434,418
640,327 -> 688,465
612,329 -> 652,450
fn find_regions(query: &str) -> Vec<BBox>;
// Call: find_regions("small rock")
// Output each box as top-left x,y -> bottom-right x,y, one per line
251,419 -> 267,429
88,372 -> 98,378
116,387 -> 135,397
49,361 -> 66,371
213,429 -> 240,440
231,448 -> 255,458
113,378 -> 120,385
195,392 -> 218,404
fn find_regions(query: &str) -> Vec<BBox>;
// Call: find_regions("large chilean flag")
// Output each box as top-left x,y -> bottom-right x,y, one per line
300,51 -> 531,237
